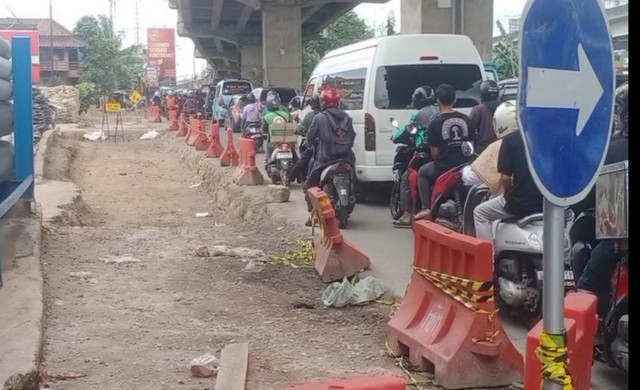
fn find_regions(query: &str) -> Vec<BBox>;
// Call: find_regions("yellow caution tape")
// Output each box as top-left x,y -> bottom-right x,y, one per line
269,240 -> 315,268
536,331 -> 574,390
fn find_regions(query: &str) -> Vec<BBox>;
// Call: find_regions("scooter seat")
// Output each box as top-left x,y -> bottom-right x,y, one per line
501,213 -> 544,228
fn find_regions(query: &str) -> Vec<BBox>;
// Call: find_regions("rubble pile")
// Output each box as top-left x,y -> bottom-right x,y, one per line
40,85 -> 80,123
33,86 -> 55,136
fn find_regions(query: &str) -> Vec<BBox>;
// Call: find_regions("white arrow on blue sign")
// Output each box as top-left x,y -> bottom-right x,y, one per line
517,0 -> 615,207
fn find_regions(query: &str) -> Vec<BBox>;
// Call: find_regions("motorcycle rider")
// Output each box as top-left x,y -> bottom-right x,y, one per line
576,82 -> 629,317
290,93 -> 321,183
304,87 -> 356,226
469,80 -> 500,154
414,84 -> 474,221
241,93 -> 262,134
472,100 -> 543,240
261,91 -> 294,167
391,85 -> 439,227
182,91 -> 198,117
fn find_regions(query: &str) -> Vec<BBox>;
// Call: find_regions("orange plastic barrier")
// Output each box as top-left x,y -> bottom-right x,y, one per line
524,292 -> 598,390
232,137 -> 264,185
193,120 -> 210,150
306,187 -> 371,282
205,122 -> 225,158
176,114 -> 188,137
186,118 -> 201,146
149,105 -> 161,123
220,128 -> 239,167
168,109 -> 179,131
285,375 -> 406,389
386,221 -> 523,389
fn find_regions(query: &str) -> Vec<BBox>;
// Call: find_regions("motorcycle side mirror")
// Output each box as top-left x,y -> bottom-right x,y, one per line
461,141 -> 475,157
390,118 -> 399,128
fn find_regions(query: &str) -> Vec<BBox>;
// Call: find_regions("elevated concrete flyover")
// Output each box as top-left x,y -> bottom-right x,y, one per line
169,0 -> 387,88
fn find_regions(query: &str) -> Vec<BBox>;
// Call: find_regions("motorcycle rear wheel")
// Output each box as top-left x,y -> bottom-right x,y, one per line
389,181 -> 402,220
280,170 -> 291,187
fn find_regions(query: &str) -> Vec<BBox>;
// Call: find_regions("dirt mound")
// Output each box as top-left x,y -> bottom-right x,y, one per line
49,195 -> 101,227
42,134 -> 79,182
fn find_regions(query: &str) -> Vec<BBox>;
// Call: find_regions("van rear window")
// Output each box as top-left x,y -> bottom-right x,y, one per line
320,68 -> 367,110
223,82 -> 252,95
374,64 -> 483,110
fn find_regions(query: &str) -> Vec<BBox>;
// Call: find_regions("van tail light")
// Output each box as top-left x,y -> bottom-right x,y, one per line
364,113 -> 376,151
420,55 -> 439,61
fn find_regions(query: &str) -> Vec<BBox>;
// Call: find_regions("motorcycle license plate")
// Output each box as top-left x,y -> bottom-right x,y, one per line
276,152 -> 293,159
340,189 -> 348,195
536,270 -> 575,286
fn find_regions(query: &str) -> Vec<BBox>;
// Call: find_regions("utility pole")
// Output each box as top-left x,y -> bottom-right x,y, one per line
109,0 -> 116,36
134,0 -> 141,46
49,0 -> 54,81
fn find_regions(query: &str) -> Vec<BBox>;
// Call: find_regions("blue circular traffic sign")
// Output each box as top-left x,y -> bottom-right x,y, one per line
518,0 -> 615,207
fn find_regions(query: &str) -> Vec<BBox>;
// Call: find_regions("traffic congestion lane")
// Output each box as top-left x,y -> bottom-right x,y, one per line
219,130 -> 626,389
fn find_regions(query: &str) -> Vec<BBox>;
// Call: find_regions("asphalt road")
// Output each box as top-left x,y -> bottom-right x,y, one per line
222,130 -> 627,389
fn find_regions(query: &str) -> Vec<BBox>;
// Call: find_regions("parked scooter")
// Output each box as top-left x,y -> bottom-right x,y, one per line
319,160 -> 356,229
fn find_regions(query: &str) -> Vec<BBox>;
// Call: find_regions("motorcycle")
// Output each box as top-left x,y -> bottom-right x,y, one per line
319,160 -> 356,229
570,161 -> 628,373
462,182 -> 576,324
265,123 -> 299,187
388,118 -> 431,219
244,123 -> 265,153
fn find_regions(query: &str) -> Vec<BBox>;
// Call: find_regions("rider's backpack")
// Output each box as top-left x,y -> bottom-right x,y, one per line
324,112 -> 354,155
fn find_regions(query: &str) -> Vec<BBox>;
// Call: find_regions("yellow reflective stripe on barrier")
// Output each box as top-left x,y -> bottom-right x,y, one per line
413,267 -> 494,310
536,332 -> 574,390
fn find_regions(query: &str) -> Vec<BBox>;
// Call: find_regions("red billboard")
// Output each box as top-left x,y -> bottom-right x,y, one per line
147,28 -> 176,86
0,30 -> 40,83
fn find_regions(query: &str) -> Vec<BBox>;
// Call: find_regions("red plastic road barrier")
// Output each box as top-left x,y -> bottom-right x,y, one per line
149,105 -> 161,123
193,120 -> 210,150
524,292 -> 598,390
232,137 -> 264,185
186,118 -> 202,146
285,375 -> 406,389
220,128 -> 239,167
387,221 -> 523,389
176,114 -> 188,137
205,122 -> 225,158
306,187 -> 371,282
168,109 -> 179,131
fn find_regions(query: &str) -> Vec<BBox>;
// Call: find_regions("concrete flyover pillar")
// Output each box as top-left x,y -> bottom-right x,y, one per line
261,5 -> 302,89
240,44 -> 263,85
400,0 -> 494,61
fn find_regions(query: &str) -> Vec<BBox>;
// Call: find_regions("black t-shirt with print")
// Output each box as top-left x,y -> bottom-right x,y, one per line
427,111 -> 473,170
497,132 -> 543,216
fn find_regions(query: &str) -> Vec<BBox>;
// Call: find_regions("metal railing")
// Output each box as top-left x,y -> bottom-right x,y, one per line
40,60 -> 79,72
0,36 -> 35,287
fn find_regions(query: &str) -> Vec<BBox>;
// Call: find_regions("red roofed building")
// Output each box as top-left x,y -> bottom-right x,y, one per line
0,18 -> 85,85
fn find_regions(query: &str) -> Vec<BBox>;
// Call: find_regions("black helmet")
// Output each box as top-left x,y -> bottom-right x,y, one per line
411,86 -> 435,109
614,82 -> 628,135
245,93 -> 256,104
479,80 -> 499,102
265,90 -> 281,111
309,93 -> 321,111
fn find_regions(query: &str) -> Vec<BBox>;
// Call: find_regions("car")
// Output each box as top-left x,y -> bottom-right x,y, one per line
497,78 -> 518,103
210,79 -> 254,123
225,94 -> 246,133
251,87 -> 298,107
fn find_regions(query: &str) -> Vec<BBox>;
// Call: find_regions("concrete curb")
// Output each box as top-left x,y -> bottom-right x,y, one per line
0,204 -> 44,390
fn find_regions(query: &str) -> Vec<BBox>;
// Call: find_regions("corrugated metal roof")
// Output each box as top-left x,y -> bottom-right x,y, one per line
0,18 -> 85,48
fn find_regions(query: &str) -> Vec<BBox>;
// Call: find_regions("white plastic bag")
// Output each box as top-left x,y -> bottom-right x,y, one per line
322,276 -> 385,308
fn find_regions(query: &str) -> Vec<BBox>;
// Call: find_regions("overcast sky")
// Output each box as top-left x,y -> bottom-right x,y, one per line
0,0 -> 526,79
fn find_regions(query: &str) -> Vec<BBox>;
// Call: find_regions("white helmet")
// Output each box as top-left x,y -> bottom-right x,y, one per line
493,100 -> 519,139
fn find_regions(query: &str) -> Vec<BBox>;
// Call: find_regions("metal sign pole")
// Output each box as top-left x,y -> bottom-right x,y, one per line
542,199 -> 565,390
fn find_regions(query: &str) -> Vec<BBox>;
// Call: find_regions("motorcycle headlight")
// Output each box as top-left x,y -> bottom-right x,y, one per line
528,232 -> 542,249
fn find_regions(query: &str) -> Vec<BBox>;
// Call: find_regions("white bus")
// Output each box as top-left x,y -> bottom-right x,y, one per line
301,34 -> 486,185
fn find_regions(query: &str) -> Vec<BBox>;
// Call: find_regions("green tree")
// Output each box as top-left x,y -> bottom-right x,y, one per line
493,20 -> 519,80
386,12 -> 396,36
302,11 -> 374,83
74,15 -> 144,94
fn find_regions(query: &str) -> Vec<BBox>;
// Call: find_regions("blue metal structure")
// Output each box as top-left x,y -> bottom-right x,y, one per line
0,36 -> 34,287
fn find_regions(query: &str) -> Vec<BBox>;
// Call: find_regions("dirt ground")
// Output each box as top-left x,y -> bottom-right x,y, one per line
39,120 -> 408,389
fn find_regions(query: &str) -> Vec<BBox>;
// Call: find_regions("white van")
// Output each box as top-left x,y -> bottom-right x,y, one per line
300,34 -> 486,184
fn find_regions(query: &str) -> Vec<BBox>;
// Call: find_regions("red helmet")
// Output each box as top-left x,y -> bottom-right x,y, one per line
320,87 -> 341,110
